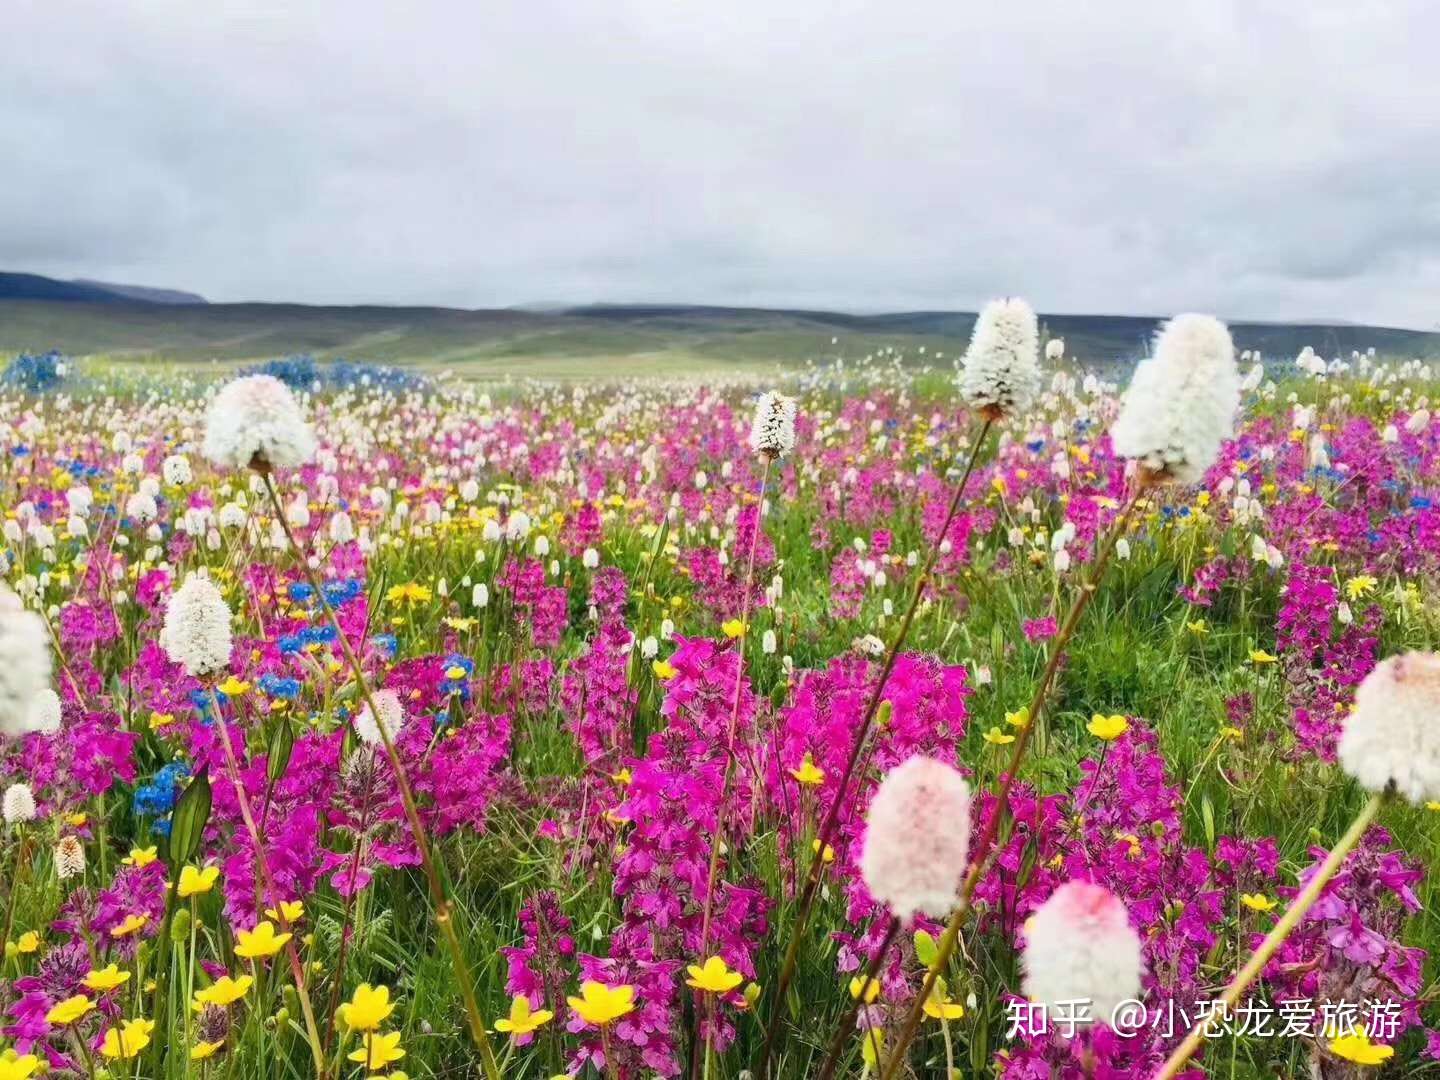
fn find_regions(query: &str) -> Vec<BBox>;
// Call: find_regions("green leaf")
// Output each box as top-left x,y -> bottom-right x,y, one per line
1201,793 -> 1216,855
168,766 -> 212,866
268,718 -> 295,785
913,929 -> 938,969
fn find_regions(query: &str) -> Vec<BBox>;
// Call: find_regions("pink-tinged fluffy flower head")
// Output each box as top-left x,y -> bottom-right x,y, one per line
1110,313 -> 1239,484
0,584 -> 53,737
1021,880 -> 1143,1026
858,755 -> 972,923
203,374 -> 317,472
959,297 -> 1041,418
354,689 -> 405,746
1338,651 -> 1440,804
160,574 -> 234,679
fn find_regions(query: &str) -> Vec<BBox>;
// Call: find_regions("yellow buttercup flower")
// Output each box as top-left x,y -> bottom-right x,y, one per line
385,583 -> 432,606
348,1031 -> 406,1071
686,956 -> 743,994
1328,1029 -> 1393,1066
848,976 -> 880,1003
1249,649 -> 1278,664
811,839 -> 835,863
1087,713 -> 1129,741
1186,619 -> 1209,635
84,965 -> 132,992
340,984 -> 396,1032
494,995 -> 554,1037
111,913 -> 150,938
1344,575 -> 1378,600
566,981 -> 636,1027
720,619 -> 747,639
983,726 -> 1015,745
1240,893 -> 1276,913
1426,801 -> 1440,812
0,1055 -> 40,1080
194,974 -> 254,1007
652,659 -> 678,680
264,899 -> 305,923
789,753 -> 825,786
123,846 -> 158,867
190,1040 -> 224,1061
1004,708 -> 1030,729
46,994 -> 94,1025
922,976 -> 965,1021
179,864 -> 220,898
216,676 -> 251,697
15,930 -> 40,953
100,1017 -> 156,1060
234,921 -> 291,959
66,812 -> 89,827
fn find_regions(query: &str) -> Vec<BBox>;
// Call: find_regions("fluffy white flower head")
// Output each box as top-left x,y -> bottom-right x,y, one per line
959,297 -> 1041,418
749,391 -> 798,458
203,375 -> 317,472
1022,880 -> 1143,1026
0,586 -> 54,737
3,782 -> 36,824
1338,651 -> 1440,804
859,755 -> 972,923
354,689 -> 405,746
1110,314 -> 1239,484
28,688 -> 62,735
160,574 -> 234,678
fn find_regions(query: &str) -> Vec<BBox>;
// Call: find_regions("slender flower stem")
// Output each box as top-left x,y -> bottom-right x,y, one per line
756,416 -> 993,1078
698,453 -> 772,957
207,688 -> 327,1076
259,470 -> 502,1080
1153,789 -> 1388,1080
814,916 -> 900,1080
879,489 -> 1138,1080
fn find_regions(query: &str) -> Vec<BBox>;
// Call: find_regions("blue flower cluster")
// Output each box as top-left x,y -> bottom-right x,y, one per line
243,355 -> 428,393
133,761 -> 192,835
287,578 -> 362,607
278,624 -> 340,654
441,653 -> 474,699
2,351 -> 69,392
258,673 -> 303,699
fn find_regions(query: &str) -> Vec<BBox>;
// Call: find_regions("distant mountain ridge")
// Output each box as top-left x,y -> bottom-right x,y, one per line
2,273 -> 1437,368
0,271 -> 206,305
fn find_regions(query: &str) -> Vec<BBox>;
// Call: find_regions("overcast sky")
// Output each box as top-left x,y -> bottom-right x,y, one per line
4,1 -> 1438,326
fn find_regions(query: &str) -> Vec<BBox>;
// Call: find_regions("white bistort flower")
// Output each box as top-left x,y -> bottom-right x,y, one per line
160,574 -> 234,678
354,689 -> 405,746
1022,880 -> 1143,1027
162,454 -> 193,486
749,391 -> 798,458
859,755 -> 972,923
3,781 -> 36,824
1109,314 -> 1239,484
203,375 -> 317,472
0,586 -> 54,737
959,297 -> 1041,418
28,688 -> 62,735
55,835 -> 86,880
1338,651 -> 1440,804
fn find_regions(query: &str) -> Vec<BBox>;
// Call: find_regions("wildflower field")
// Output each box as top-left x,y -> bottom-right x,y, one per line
2,308 -> 1439,1080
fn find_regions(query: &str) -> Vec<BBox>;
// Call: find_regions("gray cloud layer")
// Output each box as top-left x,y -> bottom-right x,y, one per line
4,0 -> 1439,326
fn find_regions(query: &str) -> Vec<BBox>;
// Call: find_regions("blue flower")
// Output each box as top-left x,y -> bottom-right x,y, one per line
288,582 -> 315,603
258,674 -> 302,700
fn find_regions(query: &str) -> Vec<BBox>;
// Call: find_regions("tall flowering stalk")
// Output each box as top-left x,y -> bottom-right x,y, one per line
881,313 -> 1240,1079
1157,649 -> 1440,1078
760,297 -> 1041,1074
204,374 -> 501,1079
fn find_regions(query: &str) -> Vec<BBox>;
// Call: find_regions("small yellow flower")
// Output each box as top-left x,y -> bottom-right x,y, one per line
1004,708 -> 1030,729
811,839 -> 835,863
720,619 -> 747,639
1186,619 -> 1209,635
1426,801 -> 1440,812
190,1040 -> 224,1061
983,726 -> 1015,745
609,768 -> 633,786
46,994 -> 94,1025
264,899 -> 305,923
385,583 -> 432,606
217,676 -> 251,697
1240,893 -> 1277,913
789,753 -> 825,786
111,913 -> 150,938
178,864 -> 220,898
101,1017 -> 156,1060
494,995 -> 554,1037
348,1031 -> 406,1071
686,956 -> 743,994
848,976 -> 880,1003
860,1027 -> 885,1069
652,659 -> 678,681
84,965 -> 132,992
922,976 -> 965,1021
66,812 -> 89,827
15,930 -> 40,954
234,921 -> 291,960
123,846 -> 159,867
0,1055 -> 40,1080
1220,726 -> 1244,741
566,981 -> 637,1027
1344,575 -> 1378,601
194,974 -> 253,1008
339,984 -> 396,1032
1087,714 -> 1129,741
443,617 -> 477,633
149,710 -> 177,730
1249,649 -> 1278,664
1328,1029 -> 1394,1066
